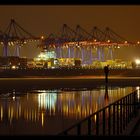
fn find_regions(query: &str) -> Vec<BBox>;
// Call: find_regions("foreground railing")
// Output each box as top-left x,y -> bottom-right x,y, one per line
57,90 -> 139,136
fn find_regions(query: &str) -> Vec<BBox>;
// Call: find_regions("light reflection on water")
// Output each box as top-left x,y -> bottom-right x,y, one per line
136,86 -> 140,102
0,86 -> 136,135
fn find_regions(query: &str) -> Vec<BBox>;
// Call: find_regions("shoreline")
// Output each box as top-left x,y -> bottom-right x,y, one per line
0,76 -> 140,90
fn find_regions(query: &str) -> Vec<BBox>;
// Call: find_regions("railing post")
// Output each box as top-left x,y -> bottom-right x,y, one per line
113,104 -> 115,135
128,95 -> 130,123
123,98 -> 125,130
117,101 -> 119,135
132,93 -> 135,117
120,100 -> 122,134
130,93 -> 133,119
88,118 -> 91,135
96,112 -> 99,135
134,91 -> 137,117
64,131 -> 67,135
103,109 -> 105,135
77,124 -> 81,135
108,106 -> 111,135
126,96 -> 128,127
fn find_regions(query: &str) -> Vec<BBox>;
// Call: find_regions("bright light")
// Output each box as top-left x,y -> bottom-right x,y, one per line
94,39 -> 97,42
41,112 -> 44,127
136,86 -> 140,100
35,50 -> 56,61
107,40 -> 110,43
11,65 -> 16,70
136,86 -> 140,90
135,59 -> 140,65
41,36 -> 44,40
8,42 -> 11,46
124,41 -> 128,44
24,41 -> 27,44
12,96 -> 15,101
38,93 -> 57,110
0,107 -> 3,121
137,41 -> 140,44
117,46 -> 120,48
11,42 -> 14,46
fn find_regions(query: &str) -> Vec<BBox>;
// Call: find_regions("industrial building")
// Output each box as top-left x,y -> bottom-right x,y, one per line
0,19 -> 140,70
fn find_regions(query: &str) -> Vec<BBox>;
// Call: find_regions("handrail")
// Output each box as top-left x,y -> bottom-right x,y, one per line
57,89 -> 138,135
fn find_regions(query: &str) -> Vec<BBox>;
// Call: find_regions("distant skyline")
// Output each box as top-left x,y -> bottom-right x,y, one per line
0,5 -> 140,60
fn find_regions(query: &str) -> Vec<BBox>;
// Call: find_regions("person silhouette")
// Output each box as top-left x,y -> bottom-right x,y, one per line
104,65 -> 109,83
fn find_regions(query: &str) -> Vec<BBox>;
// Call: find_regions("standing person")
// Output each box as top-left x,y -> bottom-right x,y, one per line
104,65 -> 109,83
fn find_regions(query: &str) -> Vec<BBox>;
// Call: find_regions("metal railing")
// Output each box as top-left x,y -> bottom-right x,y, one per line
57,90 -> 139,136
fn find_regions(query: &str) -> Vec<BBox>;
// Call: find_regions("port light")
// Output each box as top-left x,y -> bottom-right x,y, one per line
135,59 -> 140,65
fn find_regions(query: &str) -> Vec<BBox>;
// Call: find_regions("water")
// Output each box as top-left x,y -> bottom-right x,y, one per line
0,86 -> 137,135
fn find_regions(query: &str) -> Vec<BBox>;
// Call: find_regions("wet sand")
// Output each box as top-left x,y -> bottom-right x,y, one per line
0,76 -> 140,90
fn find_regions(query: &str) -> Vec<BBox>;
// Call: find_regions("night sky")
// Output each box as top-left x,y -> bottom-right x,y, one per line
0,5 -> 140,60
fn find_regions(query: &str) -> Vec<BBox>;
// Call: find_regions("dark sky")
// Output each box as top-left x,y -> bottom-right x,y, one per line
0,5 -> 140,59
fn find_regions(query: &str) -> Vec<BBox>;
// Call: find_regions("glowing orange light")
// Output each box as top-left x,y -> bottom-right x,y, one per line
124,41 -> 127,44
41,36 -> 44,40
107,40 -> 110,43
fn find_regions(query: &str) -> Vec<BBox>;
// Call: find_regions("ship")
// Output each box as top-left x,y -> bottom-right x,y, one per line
0,48 -> 139,78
